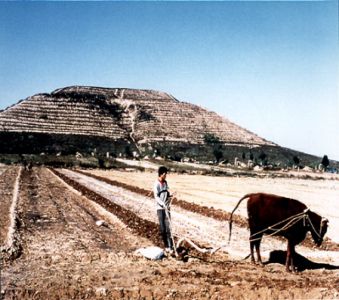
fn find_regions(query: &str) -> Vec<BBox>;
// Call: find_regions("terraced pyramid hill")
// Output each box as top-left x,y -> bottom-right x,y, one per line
0,86 -> 318,165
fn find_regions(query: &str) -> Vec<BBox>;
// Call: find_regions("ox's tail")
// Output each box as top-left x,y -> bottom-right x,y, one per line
228,193 -> 252,243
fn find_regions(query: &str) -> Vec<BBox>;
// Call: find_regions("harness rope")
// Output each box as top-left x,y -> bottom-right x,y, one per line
248,209 -> 323,242
305,214 -> 323,240
164,195 -> 226,256
249,214 -> 306,242
160,192 -> 324,256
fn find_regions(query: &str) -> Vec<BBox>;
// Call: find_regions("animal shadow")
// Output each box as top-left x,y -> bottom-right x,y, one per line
264,250 -> 339,271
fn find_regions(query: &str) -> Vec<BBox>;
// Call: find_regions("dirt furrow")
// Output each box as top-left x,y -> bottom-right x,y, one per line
59,169 -> 339,267
1,167 -> 160,299
51,168 -> 164,248
0,166 -> 20,247
62,169 -> 244,257
78,169 -> 338,251
68,172 -> 339,253
1,166 -> 339,299
77,169 -> 248,228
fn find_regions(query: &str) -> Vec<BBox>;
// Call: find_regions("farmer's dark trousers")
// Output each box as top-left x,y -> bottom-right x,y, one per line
157,209 -> 173,249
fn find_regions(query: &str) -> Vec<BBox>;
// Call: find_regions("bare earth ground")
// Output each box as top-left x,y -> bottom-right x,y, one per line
0,166 -> 17,246
85,166 -> 339,244
1,165 -> 339,299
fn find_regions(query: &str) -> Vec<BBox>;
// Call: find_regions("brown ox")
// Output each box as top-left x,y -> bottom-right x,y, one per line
228,193 -> 328,272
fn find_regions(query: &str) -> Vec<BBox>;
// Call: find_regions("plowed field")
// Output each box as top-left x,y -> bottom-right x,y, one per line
1,166 -> 338,299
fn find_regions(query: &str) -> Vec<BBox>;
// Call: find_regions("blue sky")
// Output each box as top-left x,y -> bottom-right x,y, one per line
0,1 -> 338,160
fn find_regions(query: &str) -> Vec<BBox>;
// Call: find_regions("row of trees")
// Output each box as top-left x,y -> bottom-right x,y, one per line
204,133 -> 332,169
293,155 -> 330,170
204,133 -> 269,165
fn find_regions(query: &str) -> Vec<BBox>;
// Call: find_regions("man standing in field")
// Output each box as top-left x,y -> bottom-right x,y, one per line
154,166 -> 174,252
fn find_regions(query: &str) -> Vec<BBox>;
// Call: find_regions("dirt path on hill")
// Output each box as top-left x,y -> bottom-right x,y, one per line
1,166 -> 339,299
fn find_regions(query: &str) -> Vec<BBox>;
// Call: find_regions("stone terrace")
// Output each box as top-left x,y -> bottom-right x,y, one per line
0,86 -> 276,147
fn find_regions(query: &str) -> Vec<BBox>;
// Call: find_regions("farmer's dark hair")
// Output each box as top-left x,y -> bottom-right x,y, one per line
158,166 -> 168,177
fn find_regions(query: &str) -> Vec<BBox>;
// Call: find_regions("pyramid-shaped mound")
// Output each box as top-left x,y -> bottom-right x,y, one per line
0,86 -> 275,148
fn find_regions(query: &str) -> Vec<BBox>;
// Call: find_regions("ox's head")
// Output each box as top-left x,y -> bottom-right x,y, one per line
308,211 -> 328,246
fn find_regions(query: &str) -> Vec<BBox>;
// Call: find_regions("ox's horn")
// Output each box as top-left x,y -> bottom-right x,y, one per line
321,217 -> 329,223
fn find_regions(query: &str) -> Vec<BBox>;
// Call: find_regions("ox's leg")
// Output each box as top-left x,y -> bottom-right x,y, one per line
249,231 -> 257,263
255,240 -> 263,265
250,240 -> 255,263
286,240 -> 296,272
250,236 -> 263,264
290,242 -> 296,272
286,243 -> 292,272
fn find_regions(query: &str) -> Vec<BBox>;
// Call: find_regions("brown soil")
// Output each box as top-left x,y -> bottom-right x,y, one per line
1,166 -> 338,300
0,166 -> 19,246
75,169 -> 338,251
